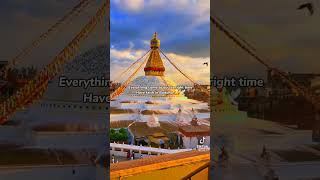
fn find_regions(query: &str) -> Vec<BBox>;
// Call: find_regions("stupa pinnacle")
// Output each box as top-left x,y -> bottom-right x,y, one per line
118,32 -> 188,99
144,32 -> 165,76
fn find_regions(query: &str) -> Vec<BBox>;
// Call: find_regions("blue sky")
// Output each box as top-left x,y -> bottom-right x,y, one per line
110,0 -> 210,84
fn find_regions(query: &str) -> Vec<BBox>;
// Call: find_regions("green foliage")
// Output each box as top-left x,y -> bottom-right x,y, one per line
110,128 -> 128,142
119,128 -> 126,134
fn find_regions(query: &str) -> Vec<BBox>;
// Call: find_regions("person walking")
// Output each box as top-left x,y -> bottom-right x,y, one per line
111,154 -> 115,163
132,151 -> 135,160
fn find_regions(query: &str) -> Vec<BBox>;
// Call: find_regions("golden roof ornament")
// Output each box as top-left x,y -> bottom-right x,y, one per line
150,32 -> 160,49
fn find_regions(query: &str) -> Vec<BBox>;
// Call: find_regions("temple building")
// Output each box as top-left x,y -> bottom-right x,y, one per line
178,114 -> 210,149
110,33 -> 210,150
109,32 -> 210,179
111,33 -> 210,124
117,32 -> 186,101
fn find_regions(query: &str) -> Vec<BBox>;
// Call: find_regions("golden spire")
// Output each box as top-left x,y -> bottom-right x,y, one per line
144,32 -> 165,76
150,32 -> 160,49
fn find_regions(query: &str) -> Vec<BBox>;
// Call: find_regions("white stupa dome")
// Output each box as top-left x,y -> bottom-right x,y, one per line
147,113 -> 160,128
16,45 -> 109,128
43,45 -> 108,101
117,75 -> 187,102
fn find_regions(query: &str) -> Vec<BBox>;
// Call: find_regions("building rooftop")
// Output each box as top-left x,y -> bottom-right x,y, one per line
110,120 -> 134,129
129,121 -> 178,138
179,124 -> 210,137
151,132 -> 166,138
110,150 -> 209,177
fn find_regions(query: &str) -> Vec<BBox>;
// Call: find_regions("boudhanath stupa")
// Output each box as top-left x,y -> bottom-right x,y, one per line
110,33 -> 210,125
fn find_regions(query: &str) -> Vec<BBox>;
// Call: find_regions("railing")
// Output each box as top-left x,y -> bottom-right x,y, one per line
110,142 -> 193,155
181,161 -> 210,180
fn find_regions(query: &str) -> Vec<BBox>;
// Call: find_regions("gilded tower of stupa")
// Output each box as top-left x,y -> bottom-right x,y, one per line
116,33 -> 188,99
144,32 -> 165,76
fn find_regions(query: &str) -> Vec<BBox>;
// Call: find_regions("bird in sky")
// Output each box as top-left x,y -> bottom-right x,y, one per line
203,62 -> 208,66
297,2 -> 314,15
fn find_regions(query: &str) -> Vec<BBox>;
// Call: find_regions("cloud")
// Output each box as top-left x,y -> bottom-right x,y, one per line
113,0 -> 144,12
111,48 -> 145,62
112,0 -> 209,15
111,48 -> 210,84
111,0 -> 210,57
110,0 -> 210,85
163,52 -> 210,84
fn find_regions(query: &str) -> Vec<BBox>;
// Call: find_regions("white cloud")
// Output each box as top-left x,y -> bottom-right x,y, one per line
111,48 -> 145,61
113,0 -> 144,12
113,0 -> 209,21
163,52 -> 210,84
111,48 -> 210,84
142,40 -> 149,46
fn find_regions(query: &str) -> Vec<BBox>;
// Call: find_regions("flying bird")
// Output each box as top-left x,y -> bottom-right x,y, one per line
297,2 -> 314,15
203,62 -> 208,66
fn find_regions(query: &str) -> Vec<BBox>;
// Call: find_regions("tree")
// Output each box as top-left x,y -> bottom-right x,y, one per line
110,128 -> 128,142
119,128 -> 126,134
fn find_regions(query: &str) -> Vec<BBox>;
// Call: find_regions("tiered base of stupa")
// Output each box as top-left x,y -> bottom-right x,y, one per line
111,75 -> 210,124
110,32 -> 211,124
119,75 -> 188,101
